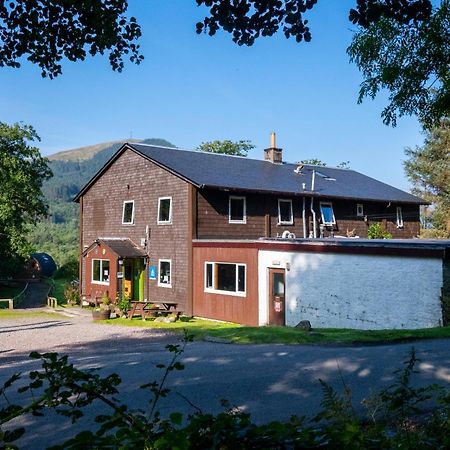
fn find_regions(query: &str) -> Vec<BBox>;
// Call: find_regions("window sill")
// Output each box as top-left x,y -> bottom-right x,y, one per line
229,220 -> 247,224
158,283 -> 172,288
204,288 -> 246,298
92,281 -> 110,286
157,221 -> 173,225
122,223 -> 135,226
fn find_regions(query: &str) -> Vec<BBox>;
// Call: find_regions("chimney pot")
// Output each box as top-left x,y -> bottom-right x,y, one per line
264,131 -> 282,164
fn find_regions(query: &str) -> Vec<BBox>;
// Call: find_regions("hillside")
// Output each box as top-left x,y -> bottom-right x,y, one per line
30,138 -> 176,267
48,139 -> 143,161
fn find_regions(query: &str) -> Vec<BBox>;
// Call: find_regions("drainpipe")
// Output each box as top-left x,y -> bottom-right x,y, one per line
302,197 -> 307,238
310,170 -> 317,238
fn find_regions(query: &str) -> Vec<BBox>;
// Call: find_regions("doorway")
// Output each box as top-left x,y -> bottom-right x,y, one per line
123,259 -> 145,300
268,268 -> 286,326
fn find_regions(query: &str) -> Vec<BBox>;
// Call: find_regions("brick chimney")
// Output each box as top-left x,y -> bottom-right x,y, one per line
264,132 -> 282,163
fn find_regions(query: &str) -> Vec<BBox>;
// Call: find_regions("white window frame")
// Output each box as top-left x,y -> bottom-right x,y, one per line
396,206 -> 404,228
158,259 -> 172,288
228,195 -> 247,224
122,200 -> 135,225
157,196 -> 173,225
204,261 -> 246,297
277,199 -> 293,225
320,202 -> 336,225
356,203 -> 364,217
91,258 -> 110,285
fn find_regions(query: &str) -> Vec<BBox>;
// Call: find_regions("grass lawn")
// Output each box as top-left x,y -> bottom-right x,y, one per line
102,316 -> 450,345
0,309 -> 57,319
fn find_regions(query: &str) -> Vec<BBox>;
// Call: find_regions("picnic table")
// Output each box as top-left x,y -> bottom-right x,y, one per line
127,301 -> 178,320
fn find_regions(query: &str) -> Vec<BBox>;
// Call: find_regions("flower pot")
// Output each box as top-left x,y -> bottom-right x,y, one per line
92,309 -> 111,321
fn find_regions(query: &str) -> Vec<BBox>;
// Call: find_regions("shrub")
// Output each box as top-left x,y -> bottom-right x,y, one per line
63,283 -> 80,305
367,223 -> 392,239
54,258 -> 79,280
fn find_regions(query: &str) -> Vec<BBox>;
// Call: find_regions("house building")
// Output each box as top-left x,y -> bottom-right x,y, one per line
75,138 -> 449,329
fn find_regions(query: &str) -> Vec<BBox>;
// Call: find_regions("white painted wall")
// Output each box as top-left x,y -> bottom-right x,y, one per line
258,250 -> 443,329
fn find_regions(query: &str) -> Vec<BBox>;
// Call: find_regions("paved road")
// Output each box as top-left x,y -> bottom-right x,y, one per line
20,281 -> 49,308
1,311 -> 449,449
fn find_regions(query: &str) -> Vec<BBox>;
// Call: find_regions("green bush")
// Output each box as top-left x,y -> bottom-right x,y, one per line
54,258 -> 79,280
367,223 -> 393,239
63,283 -> 80,305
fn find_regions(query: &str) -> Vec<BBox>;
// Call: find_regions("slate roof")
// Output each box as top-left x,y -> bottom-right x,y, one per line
74,143 -> 425,204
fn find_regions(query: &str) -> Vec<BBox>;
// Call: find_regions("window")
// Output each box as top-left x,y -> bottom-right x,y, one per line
204,262 -> 246,296
278,199 -> 293,225
320,202 -> 336,225
396,206 -> 403,228
229,196 -> 246,223
122,200 -> 134,224
158,197 -> 172,224
356,204 -> 364,217
92,259 -> 110,285
158,259 -> 172,287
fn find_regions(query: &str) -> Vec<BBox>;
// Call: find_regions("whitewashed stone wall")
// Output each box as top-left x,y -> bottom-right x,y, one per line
258,250 -> 443,329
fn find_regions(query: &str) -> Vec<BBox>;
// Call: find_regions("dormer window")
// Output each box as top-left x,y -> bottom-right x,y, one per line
229,196 -> 246,223
320,202 -> 336,225
278,199 -> 293,225
122,201 -> 134,225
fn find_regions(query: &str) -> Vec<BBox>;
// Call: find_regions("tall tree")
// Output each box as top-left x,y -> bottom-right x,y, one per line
347,1 -> 449,129
0,123 -> 52,275
404,120 -> 450,237
0,0 -> 143,78
1,1 -> 447,126
197,140 -> 255,157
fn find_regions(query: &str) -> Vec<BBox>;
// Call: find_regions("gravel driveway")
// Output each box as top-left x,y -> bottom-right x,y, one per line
0,307 -> 176,356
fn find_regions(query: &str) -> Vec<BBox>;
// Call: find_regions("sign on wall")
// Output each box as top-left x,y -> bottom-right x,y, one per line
149,266 -> 157,280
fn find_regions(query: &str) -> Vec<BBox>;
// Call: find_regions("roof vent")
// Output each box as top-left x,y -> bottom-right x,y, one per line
264,132 -> 282,164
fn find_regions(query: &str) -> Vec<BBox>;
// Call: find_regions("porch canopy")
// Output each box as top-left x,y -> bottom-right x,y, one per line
83,238 -> 147,258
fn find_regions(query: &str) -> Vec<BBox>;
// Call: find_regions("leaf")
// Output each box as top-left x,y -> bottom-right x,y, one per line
170,412 -> 183,425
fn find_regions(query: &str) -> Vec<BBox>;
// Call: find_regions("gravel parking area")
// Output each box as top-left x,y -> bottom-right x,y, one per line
0,307 -> 176,356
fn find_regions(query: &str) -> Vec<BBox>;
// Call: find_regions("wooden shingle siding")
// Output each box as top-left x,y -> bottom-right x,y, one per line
81,148 -> 191,314
196,189 -> 420,240
197,189 -> 306,239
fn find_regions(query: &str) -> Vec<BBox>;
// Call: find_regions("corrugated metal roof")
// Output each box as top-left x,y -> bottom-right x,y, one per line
129,144 -> 424,204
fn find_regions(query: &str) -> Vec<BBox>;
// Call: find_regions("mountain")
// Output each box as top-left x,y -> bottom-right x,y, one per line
44,138 -> 176,202
48,139 -> 143,162
30,138 -> 176,267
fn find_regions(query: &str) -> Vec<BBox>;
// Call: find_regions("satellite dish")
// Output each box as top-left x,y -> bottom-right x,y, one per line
282,230 -> 290,238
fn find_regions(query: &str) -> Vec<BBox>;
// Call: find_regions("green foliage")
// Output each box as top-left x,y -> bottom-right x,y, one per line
347,2 -> 449,128
0,0 -> 143,78
1,345 -> 449,449
367,223 -> 392,239
117,294 -> 131,316
197,140 -> 254,157
0,122 -> 52,276
300,158 -> 327,166
404,120 -> 450,238
28,221 -> 78,268
63,283 -> 80,305
54,258 -> 79,280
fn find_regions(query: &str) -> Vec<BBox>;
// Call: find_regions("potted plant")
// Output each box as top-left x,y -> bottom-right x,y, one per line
92,292 -> 112,320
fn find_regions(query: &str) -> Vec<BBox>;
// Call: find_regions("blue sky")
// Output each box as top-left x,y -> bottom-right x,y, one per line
0,0 -> 424,191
